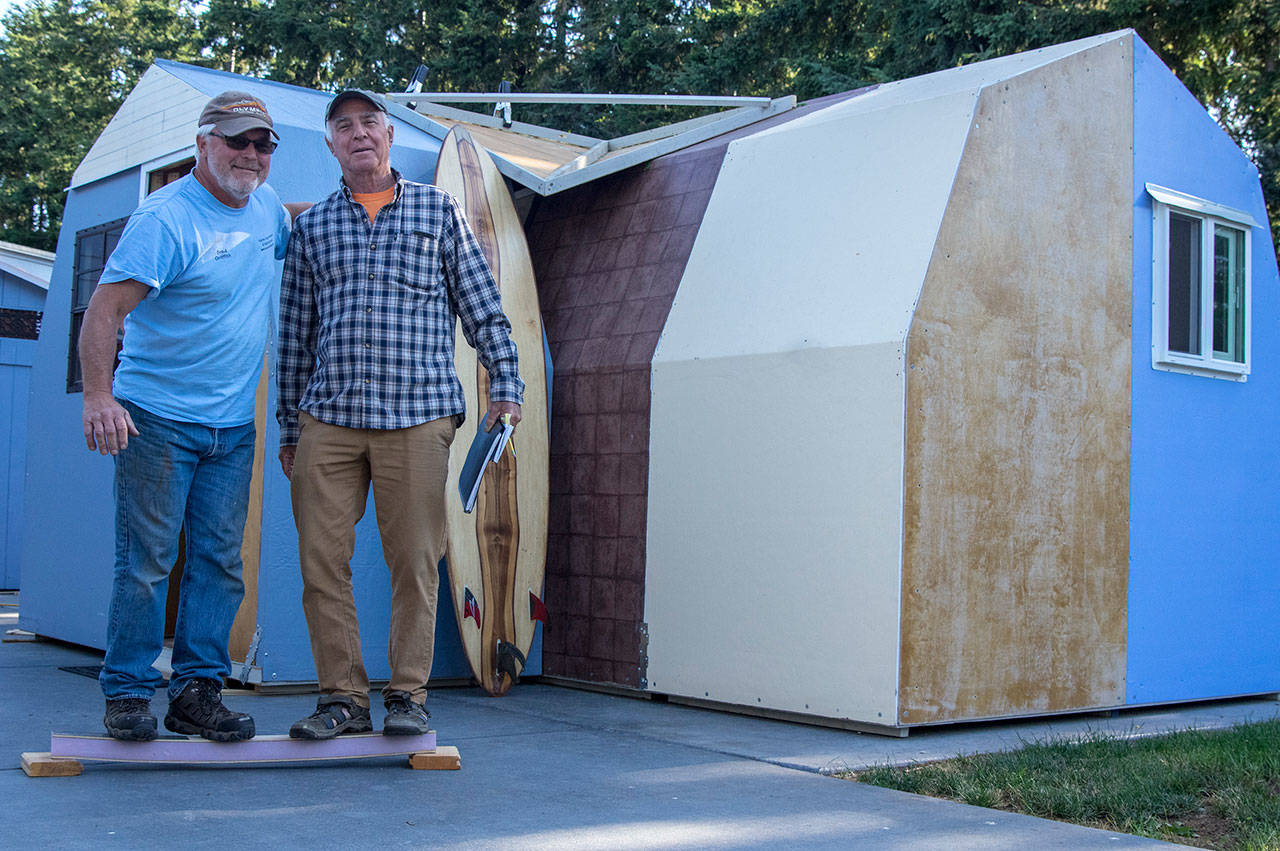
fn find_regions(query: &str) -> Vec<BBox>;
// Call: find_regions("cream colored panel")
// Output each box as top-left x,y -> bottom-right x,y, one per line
899,36 -> 1133,724
655,89 -> 976,364
645,343 -> 905,724
72,66 -> 204,188
753,31 -> 1130,141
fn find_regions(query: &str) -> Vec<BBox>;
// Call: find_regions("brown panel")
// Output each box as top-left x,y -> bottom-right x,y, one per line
899,38 -> 1134,724
228,358 -> 268,664
530,146 -> 725,688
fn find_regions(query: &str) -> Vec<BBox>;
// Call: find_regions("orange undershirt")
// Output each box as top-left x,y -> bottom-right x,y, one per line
352,187 -> 395,223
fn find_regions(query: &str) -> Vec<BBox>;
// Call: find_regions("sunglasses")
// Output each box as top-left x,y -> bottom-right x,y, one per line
212,131 -> 278,155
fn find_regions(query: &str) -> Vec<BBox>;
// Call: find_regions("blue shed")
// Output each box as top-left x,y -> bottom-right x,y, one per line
1,240 -> 53,589
19,60 -> 541,685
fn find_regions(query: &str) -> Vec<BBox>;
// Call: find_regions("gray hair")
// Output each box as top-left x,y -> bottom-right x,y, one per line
193,123 -> 218,163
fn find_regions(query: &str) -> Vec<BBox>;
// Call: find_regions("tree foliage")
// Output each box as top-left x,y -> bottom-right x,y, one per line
0,0 -> 201,250
0,0 -> 1277,248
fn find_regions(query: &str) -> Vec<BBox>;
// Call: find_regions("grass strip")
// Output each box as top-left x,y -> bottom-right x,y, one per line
846,719 -> 1280,849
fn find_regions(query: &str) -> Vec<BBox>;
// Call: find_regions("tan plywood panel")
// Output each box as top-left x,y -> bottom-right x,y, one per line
229,358 -> 269,664
899,36 -> 1134,724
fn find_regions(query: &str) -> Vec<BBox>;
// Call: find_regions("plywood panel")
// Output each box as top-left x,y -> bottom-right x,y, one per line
228,358 -> 268,663
899,37 -> 1134,724
646,343 -> 906,723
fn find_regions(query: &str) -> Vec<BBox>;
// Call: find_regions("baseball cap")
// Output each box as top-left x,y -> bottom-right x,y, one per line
325,89 -> 389,122
198,91 -> 279,139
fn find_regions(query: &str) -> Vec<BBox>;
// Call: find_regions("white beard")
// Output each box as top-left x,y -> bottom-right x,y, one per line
209,157 -> 264,201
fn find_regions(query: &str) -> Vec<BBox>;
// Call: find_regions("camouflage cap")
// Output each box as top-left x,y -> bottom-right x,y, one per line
198,91 -> 279,139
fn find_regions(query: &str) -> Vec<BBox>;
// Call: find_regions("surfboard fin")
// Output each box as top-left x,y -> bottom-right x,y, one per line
496,640 -> 526,683
529,591 -> 548,624
463,587 -> 481,629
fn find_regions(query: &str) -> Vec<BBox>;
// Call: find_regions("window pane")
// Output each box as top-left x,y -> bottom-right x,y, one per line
1168,212 -> 1202,355
78,231 -> 105,274
74,272 -> 98,309
104,225 -> 123,260
1213,224 -> 1246,363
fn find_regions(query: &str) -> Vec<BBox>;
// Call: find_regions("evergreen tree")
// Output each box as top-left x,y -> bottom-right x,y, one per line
0,0 -> 201,250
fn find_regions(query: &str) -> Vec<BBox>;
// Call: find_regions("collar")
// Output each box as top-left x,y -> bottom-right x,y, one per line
339,168 -> 403,202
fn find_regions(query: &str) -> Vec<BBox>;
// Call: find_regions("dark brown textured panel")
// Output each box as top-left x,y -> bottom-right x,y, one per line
899,40 -> 1132,724
531,146 -> 725,687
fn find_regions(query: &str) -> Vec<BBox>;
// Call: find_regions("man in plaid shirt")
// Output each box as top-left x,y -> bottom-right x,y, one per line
277,89 -> 524,739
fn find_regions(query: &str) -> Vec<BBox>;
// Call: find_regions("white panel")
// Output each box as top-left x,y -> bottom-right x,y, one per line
72,66 -> 205,188
752,31 -> 1129,141
645,343 -> 906,724
655,89 -> 976,364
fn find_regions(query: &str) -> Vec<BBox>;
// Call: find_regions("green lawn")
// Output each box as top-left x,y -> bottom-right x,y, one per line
846,719 -> 1280,849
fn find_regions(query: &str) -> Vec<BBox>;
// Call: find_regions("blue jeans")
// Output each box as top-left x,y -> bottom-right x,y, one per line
99,399 -> 255,702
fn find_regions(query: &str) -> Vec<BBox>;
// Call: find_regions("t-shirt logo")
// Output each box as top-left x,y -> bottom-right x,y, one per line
214,247 -> 232,261
258,234 -> 275,250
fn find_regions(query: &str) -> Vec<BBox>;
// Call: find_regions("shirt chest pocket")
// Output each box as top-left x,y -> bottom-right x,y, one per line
392,230 -> 443,294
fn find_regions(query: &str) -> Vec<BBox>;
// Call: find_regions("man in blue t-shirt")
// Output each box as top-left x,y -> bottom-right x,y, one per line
80,91 -> 296,742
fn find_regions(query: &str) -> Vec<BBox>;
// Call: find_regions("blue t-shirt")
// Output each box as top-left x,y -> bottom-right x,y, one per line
99,174 -> 290,426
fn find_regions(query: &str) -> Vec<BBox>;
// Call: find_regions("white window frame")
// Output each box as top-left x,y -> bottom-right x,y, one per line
1148,183 -> 1257,382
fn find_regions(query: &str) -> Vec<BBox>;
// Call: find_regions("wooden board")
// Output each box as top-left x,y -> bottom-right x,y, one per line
433,126 -> 550,696
21,752 -> 82,777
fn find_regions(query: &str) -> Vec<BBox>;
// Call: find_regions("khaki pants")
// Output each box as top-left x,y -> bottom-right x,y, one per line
291,411 -> 456,707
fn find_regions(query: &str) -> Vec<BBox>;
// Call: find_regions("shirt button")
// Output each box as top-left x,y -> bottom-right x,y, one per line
369,244 -> 376,251
366,307 -> 372,313
368,273 -> 374,279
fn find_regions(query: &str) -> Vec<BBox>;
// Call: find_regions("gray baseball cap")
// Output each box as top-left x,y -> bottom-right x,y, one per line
198,91 -> 279,139
325,89 -> 389,122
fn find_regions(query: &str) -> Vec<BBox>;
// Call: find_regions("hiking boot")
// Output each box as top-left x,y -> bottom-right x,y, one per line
164,678 -> 255,742
289,697 -> 372,740
383,691 -> 430,736
104,697 -> 158,741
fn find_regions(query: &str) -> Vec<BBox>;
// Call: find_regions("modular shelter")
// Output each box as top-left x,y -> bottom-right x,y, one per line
516,30 -> 1278,732
17,60 -> 542,685
21,31 -> 1278,732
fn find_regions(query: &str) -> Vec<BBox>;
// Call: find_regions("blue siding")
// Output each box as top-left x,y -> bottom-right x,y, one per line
1128,41 -> 1280,703
1,272 -> 45,588
20,172 -> 137,646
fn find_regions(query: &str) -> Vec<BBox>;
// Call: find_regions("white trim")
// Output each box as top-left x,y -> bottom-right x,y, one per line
384,92 -> 773,107
1145,183 -> 1259,228
136,146 -> 197,203
1150,193 -> 1253,382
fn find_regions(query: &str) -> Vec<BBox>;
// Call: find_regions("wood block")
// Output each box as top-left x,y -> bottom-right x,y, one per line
21,752 -> 82,777
408,746 -> 461,770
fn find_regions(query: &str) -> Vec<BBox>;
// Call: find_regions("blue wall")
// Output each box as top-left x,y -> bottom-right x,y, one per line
21,171 -> 137,647
1,271 -> 46,588
21,65 -> 540,686
1128,41 -> 1280,703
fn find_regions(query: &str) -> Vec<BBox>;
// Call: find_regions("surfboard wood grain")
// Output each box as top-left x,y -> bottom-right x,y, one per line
434,126 -> 550,696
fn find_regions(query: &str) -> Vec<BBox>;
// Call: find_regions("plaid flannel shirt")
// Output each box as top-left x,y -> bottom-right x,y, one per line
276,171 -> 523,446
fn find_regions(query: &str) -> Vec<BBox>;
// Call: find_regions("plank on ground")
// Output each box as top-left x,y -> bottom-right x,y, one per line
21,752 -> 82,777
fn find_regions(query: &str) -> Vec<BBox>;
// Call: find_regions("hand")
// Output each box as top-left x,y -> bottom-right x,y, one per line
484,400 -> 522,430
82,392 -> 139,455
279,445 -> 297,480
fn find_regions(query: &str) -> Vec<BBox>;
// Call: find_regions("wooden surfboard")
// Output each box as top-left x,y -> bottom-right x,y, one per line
433,126 -> 549,696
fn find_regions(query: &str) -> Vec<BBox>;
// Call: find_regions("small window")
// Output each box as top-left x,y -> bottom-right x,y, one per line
1148,184 -> 1256,381
67,217 -> 128,393
148,158 -> 194,194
